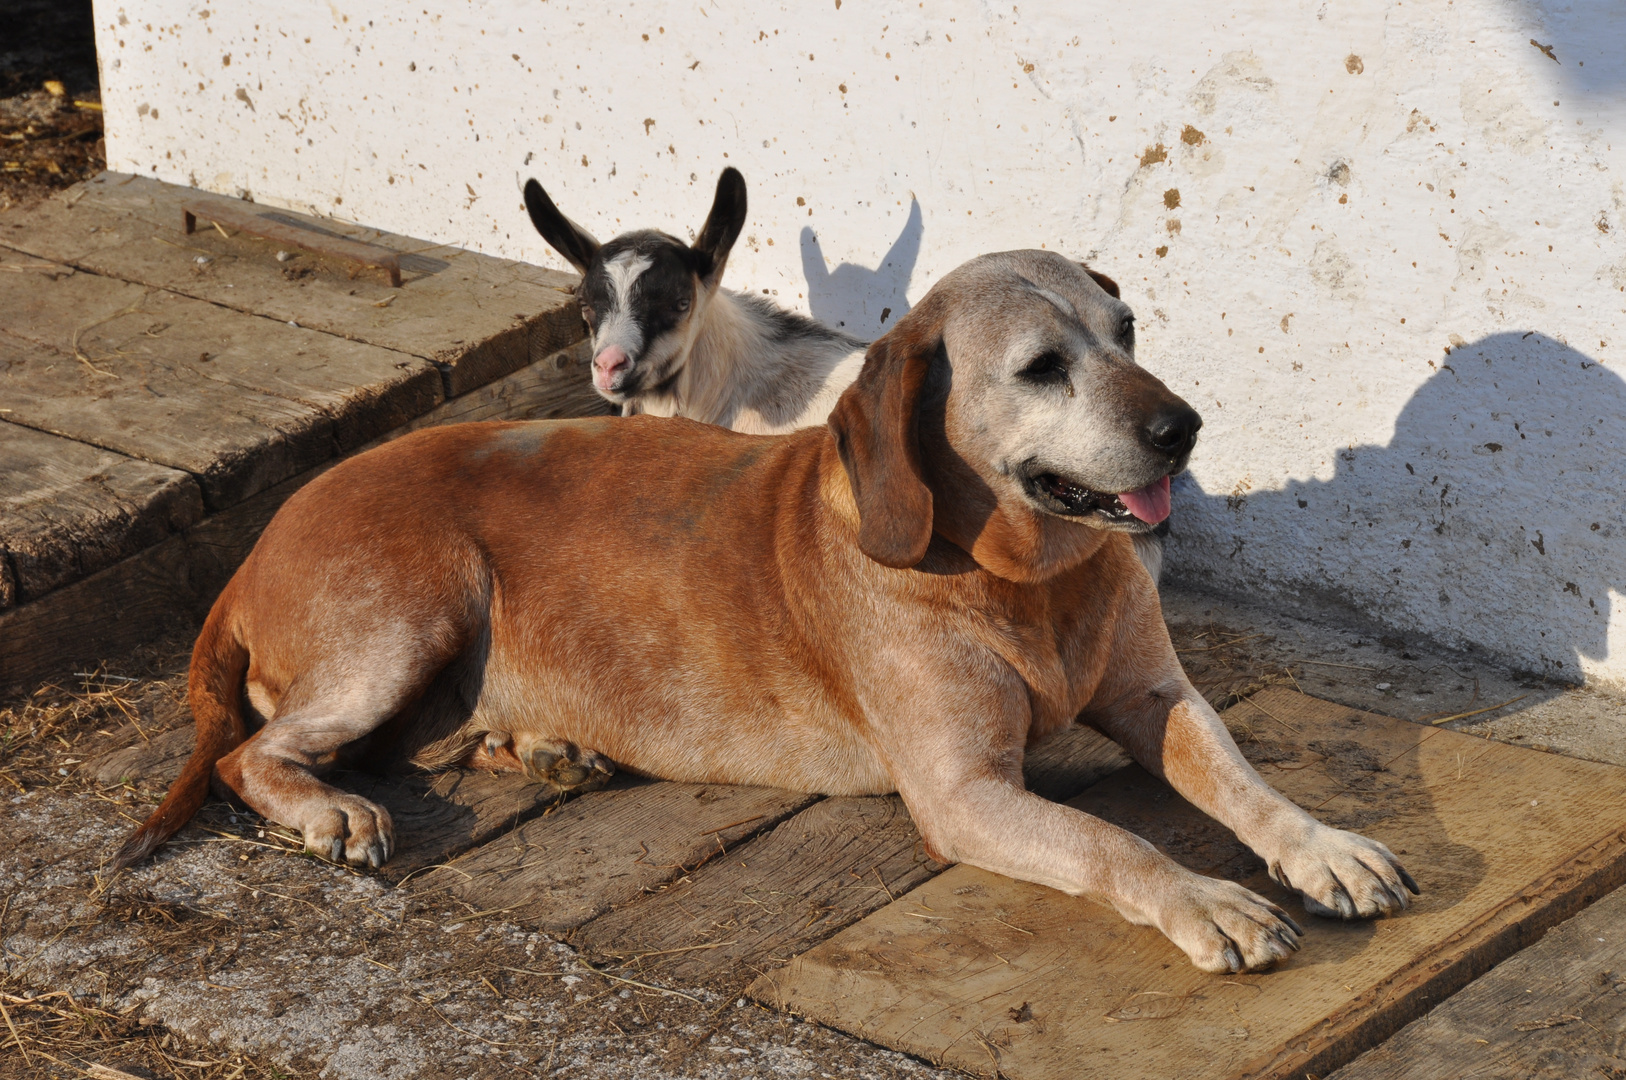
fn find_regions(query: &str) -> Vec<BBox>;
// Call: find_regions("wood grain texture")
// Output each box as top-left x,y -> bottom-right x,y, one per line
344,769 -> 580,882
1,345 -> 597,692
575,725 -> 1131,984
0,420 -> 202,605
0,173 -> 584,395
750,688 -> 1626,1080
0,254 -> 443,509
1328,879 -> 1626,1079
422,782 -> 821,931
0,534 -> 194,690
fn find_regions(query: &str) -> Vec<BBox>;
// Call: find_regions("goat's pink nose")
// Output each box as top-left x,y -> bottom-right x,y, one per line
592,345 -> 630,389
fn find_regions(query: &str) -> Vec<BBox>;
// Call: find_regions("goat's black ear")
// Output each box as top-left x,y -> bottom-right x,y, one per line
1081,264 -> 1120,299
524,179 -> 601,274
692,167 -> 747,289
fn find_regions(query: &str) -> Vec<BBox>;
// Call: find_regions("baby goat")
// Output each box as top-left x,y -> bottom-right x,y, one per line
524,168 -> 866,435
523,168 -> 1170,579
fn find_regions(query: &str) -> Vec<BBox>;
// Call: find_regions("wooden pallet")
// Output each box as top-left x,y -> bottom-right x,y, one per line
746,688 -> 1626,1080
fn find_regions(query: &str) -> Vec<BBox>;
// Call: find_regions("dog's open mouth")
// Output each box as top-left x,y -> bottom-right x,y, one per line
1024,471 -> 1172,526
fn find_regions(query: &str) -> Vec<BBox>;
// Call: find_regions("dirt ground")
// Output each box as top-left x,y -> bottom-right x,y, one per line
5,578 -> 1618,1080
0,0 -> 104,211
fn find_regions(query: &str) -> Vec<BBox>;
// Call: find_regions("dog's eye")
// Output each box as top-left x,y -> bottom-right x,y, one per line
1018,350 -> 1069,383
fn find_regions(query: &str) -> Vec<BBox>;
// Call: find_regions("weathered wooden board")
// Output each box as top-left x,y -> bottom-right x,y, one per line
0,420 -> 202,607
0,256 -> 443,509
346,769 -> 582,882
0,344 -> 605,692
422,782 -> 822,930
0,174 -> 585,395
750,688 -> 1626,1080
0,534 -> 195,690
576,726 -> 1131,984
1328,879 -> 1626,1079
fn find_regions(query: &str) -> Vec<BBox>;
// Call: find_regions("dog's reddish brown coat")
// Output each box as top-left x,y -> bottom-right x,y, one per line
116,251 -> 1415,973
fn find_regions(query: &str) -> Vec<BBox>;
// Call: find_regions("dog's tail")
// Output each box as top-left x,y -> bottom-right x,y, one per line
110,593 -> 250,871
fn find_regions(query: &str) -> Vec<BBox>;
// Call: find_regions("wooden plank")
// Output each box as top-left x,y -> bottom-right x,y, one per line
1328,880 -> 1626,1079
420,782 -> 822,930
346,769 -> 582,882
184,199 -> 404,287
0,534 -> 195,690
749,688 -> 1626,1080
0,255 -> 443,509
0,344 -> 604,693
575,725 -> 1130,984
0,173 -> 585,395
0,420 -> 203,606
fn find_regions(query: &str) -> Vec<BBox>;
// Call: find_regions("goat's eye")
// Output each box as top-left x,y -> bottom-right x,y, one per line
676,297 -> 692,312
580,306 -> 596,323
1018,350 -> 1069,383
1119,314 -> 1136,339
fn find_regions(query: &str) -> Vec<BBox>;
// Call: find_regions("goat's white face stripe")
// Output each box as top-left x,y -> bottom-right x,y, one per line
594,252 -> 653,356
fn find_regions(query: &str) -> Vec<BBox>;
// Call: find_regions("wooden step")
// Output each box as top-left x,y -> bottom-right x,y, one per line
0,339 -> 604,691
0,253 -> 443,509
0,419 -> 201,608
0,173 -> 584,396
750,688 -> 1626,1080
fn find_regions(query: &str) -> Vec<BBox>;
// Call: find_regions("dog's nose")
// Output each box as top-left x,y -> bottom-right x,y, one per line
1144,403 -> 1202,457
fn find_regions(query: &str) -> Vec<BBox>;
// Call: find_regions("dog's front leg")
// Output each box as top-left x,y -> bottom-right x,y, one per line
881,681 -> 1303,973
1089,683 -> 1419,921
907,775 -> 1307,972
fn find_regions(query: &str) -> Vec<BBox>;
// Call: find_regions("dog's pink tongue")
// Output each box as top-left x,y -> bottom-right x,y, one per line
1117,475 -> 1172,524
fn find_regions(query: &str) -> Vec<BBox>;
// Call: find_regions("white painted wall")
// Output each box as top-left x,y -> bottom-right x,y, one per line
95,0 -> 1626,689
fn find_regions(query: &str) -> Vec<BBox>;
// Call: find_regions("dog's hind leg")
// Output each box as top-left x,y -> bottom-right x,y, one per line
214,637 -> 469,868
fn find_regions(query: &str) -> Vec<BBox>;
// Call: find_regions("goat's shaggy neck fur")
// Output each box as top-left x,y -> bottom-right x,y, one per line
629,287 -> 868,436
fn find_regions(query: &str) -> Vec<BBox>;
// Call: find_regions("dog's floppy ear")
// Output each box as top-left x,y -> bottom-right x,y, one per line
1081,264 -> 1120,299
827,307 -> 939,569
524,179 -> 601,274
692,167 -> 747,289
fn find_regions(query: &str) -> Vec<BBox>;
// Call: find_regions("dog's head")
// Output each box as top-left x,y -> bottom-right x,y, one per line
829,250 -> 1200,579
523,169 -> 748,405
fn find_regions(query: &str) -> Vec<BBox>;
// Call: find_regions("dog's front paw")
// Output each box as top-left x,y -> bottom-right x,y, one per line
1267,824 -> 1419,920
297,793 -> 394,869
1146,873 -> 1304,973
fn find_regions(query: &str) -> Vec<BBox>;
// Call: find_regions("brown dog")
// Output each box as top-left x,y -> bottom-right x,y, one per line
115,250 -> 1416,973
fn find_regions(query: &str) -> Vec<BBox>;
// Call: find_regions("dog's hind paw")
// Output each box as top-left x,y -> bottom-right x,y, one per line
297,794 -> 395,869
504,733 -> 615,795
